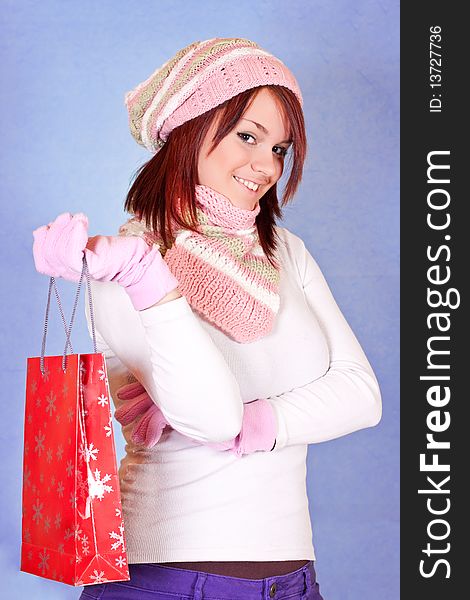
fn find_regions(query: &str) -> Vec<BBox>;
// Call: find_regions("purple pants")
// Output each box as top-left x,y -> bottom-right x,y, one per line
78,561 -> 324,599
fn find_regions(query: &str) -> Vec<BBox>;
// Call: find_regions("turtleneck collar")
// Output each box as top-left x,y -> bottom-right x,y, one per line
118,183 -> 280,342
195,184 -> 260,232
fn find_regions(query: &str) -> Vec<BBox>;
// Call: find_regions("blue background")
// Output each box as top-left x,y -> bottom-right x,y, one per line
1,1 -> 399,598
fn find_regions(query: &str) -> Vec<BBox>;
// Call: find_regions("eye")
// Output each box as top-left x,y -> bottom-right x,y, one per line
273,146 -> 289,158
237,132 -> 256,144
237,132 -> 289,158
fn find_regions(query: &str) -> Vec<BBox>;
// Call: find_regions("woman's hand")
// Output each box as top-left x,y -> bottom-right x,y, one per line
114,382 -> 170,447
33,212 -> 89,282
114,381 -> 277,456
32,212 -> 179,310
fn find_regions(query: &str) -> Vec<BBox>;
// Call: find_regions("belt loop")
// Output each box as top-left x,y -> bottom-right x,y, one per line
302,562 -> 312,598
193,571 -> 208,600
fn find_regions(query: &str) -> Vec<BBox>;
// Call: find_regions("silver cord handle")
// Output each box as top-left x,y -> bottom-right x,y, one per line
40,256 -> 98,375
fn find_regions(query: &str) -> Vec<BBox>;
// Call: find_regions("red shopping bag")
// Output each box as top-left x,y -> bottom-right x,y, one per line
21,258 -> 130,587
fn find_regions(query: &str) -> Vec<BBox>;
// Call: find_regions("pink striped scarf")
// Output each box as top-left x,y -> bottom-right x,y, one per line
119,184 -> 280,342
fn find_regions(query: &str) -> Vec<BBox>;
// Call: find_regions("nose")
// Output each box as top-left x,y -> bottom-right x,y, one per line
250,147 -> 279,181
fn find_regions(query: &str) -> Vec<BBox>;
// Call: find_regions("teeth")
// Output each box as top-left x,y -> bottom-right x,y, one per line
234,176 -> 259,192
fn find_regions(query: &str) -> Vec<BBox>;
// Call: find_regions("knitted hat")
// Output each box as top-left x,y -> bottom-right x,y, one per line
125,37 -> 303,154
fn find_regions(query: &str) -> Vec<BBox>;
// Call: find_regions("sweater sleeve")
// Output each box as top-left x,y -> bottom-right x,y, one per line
266,234 -> 382,450
85,280 -> 243,444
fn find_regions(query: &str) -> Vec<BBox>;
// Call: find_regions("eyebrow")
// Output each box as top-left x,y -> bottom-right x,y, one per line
240,118 -> 292,145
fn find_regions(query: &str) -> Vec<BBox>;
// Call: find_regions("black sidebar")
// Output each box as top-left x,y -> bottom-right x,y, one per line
401,4 -> 466,599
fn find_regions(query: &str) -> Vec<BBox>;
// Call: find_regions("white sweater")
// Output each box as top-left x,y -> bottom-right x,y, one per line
85,227 -> 382,563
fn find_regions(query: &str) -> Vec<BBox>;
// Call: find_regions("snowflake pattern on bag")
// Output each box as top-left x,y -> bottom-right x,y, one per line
21,353 -> 130,587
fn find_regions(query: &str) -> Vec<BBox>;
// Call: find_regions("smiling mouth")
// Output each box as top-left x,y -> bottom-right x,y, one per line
233,175 -> 262,193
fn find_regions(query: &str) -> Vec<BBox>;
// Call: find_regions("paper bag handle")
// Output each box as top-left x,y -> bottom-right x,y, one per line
40,256 -> 98,375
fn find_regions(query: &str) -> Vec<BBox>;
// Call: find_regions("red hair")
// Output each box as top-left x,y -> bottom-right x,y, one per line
124,85 -> 307,264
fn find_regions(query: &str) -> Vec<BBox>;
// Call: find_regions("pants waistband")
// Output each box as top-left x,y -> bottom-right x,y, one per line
123,560 -> 317,599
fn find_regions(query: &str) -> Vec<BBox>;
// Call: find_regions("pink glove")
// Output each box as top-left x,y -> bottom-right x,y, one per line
114,381 -> 277,456
32,212 -> 179,310
114,382 -> 169,447
208,400 -> 277,456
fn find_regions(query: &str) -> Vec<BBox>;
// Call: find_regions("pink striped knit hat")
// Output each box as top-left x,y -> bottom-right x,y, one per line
125,37 -> 303,153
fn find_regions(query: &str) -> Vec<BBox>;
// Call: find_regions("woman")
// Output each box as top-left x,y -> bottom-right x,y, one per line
33,38 -> 381,600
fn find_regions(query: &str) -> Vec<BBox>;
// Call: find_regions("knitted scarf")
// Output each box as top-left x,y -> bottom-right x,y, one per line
119,184 -> 280,343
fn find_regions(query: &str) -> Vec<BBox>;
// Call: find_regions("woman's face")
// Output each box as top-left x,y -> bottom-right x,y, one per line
197,88 -> 292,210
